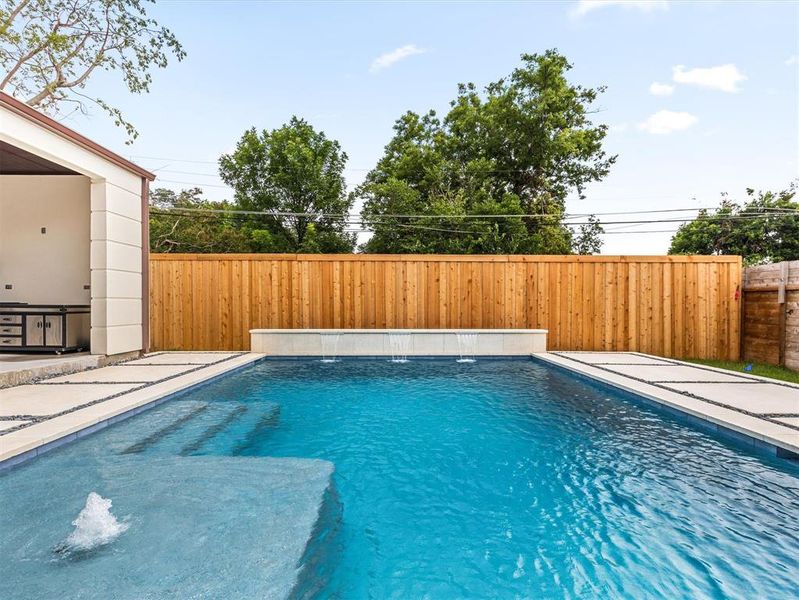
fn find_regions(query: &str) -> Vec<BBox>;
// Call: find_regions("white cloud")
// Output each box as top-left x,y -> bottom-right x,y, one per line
649,82 -> 674,96
369,44 -> 426,73
571,0 -> 668,18
672,64 -> 747,93
638,110 -> 698,134
786,55 -> 798,66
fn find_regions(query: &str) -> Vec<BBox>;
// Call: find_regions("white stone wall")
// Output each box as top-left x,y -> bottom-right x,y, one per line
250,329 -> 548,356
89,178 -> 143,355
0,175 -> 90,304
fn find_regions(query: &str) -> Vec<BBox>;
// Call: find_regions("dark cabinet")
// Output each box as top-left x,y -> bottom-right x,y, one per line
0,305 -> 89,353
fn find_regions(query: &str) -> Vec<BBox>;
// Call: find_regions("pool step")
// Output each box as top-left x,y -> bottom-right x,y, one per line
0,456 -> 335,599
187,402 -> 281,456
114,401 -> 209,454
124,402 -> 246,456
289,483 -> 343,600
179,404 -> 248,456
229,403 -> 282,456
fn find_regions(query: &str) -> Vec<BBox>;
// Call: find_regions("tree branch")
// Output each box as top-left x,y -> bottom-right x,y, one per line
0,0 -> 31,35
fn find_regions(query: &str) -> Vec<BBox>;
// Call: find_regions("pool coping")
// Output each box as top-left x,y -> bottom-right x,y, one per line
0,353 -> 266,470
535,352 -> 799,459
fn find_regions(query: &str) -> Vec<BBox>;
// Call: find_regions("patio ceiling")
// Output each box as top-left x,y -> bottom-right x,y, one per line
0,140 -> 79,175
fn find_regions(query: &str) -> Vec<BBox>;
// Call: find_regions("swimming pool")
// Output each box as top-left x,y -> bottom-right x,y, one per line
2,358 -> 798,598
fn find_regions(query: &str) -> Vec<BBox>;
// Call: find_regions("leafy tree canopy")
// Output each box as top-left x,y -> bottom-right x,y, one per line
149,188 -> 252,253
219,117 -> 356,253
669,185 -> 799,265
0,0 -> 184,141
358,50 -> 614,254
149,187 -> 357,254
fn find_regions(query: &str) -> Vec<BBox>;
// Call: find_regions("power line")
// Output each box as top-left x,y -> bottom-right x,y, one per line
157,179 -> 232,188
149,204 -> 799,219
129,155 -> 218,164
127,155 -> 696,178
153,169 -> 225,177
130,154 -> 568,173
148,206 -> 799,224
148,208 -> 798,239
600,229 -> 683,235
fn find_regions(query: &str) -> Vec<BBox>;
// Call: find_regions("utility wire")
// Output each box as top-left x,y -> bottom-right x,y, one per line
128,156 -> 711,179
148,209 -> 799,226
148,208 -> 798,238
147,204 -> 799,220
158,179 -> 232,188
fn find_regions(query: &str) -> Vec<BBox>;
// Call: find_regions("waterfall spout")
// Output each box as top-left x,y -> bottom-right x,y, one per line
388,332 -> 411,363
320,333 -> 341,363
456,332 -> 478,363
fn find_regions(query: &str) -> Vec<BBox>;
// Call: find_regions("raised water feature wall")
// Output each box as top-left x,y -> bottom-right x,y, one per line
249,329 -> 547,356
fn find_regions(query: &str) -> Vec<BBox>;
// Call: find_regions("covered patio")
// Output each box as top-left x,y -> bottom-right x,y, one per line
0,92 -> 154,381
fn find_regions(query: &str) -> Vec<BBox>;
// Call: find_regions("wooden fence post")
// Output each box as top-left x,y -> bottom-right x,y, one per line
778,261 -> 788,366
740,266 -> 748,361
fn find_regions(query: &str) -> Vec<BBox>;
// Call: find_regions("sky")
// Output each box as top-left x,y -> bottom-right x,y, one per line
61,0 -> 799,254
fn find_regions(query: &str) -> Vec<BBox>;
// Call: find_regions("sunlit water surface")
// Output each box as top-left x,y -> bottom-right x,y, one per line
2,359 -> 798,599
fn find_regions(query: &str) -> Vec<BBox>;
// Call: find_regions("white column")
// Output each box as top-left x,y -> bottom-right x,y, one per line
90,179 -> 143,355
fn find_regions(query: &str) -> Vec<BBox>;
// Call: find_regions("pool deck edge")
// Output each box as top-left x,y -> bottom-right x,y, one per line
534,352 -> 799,459
0,353 -> 266,469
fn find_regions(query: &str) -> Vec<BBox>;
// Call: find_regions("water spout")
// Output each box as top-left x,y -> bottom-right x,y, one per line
388,332 -> 411,363
456,332 -> 478,363
320,333 -> 341,363
55,492 -> 129,556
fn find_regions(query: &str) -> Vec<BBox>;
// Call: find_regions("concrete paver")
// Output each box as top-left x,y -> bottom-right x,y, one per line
0,420 -> 29,431
662,382 -> 799,415
45,364 -> 197,384
125,353 -> 240,366
0,353 -> 102,387
603,364 -> 754,382
556,352 -> 673,365
0,384 -> 140,417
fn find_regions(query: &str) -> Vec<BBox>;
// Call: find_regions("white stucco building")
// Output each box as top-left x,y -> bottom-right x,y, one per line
0,92 -> 154,357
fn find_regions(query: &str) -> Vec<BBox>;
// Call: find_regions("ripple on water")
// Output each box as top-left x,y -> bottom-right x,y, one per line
2,359 -> 798,600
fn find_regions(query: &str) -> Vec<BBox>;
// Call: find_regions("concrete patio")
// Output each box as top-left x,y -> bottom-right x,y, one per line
0,352 -> 103,388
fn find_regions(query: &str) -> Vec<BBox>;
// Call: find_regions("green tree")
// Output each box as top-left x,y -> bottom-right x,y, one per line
219,117 -> 356,253
572,215 -> 604,255
149,188 -> 252,253
359,50 -> 615,254
669,185 -> 799,265
0,0 -> 184,141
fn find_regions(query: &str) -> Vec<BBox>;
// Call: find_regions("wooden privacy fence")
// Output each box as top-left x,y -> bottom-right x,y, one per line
742,261 -> 799,370
149,254 -> 742,359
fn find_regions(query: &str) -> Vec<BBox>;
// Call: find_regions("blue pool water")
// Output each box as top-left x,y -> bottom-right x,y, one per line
2,359 -> 799,599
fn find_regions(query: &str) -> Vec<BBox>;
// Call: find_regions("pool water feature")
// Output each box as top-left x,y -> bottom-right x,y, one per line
388,332 -> 411,363
320,333 -> 341,363
456,331 -> 478,362
56,492 -> 129,556
2,359 -> 799,599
